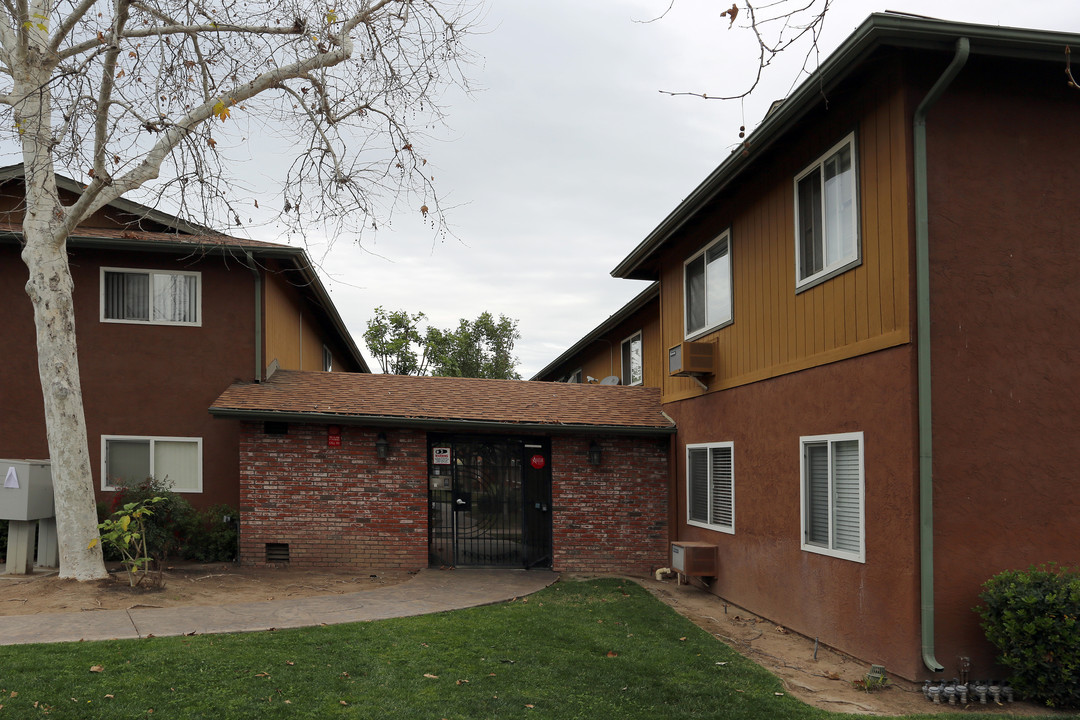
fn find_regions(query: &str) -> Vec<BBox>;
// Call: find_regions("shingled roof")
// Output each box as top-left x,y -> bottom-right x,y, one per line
210,370 -> 676,435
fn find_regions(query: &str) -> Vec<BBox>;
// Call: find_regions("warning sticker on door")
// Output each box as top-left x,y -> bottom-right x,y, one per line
433,447 -> 451,465
530,454 -> 546,470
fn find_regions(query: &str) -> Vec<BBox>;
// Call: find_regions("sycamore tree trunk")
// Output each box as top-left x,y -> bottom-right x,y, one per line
16,45 -> 107,581
21,231 -> 107,581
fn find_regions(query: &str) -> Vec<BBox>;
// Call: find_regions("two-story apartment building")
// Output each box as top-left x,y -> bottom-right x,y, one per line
0,167 -> 368,510
537,14 -> 1080,682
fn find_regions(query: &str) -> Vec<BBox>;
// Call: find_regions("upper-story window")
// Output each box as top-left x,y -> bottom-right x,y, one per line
323,345 -> 333,372
684,230 -> 732,339
101,268 -> 201,326
794,133 -> 860,290
621,331 -> 643,386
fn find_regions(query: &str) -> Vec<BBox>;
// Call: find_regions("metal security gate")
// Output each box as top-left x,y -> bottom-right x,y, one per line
428,435 -> 551,568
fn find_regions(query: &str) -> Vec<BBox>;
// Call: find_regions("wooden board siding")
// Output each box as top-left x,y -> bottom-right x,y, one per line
263,270 -> 304,371
659,77 -> 911,403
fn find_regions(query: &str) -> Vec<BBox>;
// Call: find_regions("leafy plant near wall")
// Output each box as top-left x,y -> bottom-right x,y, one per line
106,477 -> 196,562
90,497 -> 165,587
976,564 -> 1080,708
182,504 -> 239,563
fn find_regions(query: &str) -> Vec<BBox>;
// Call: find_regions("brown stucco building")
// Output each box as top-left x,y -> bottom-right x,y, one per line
535,15 -> 1080,682
0,168 -> 367,510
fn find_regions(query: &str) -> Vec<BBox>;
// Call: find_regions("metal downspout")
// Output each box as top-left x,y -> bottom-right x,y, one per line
914,36 -> 969,674
245,251 -> 263,382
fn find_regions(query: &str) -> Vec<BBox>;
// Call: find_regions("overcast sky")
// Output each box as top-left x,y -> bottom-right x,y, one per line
295,0 -> 1080,378
12,1 -> 1080,378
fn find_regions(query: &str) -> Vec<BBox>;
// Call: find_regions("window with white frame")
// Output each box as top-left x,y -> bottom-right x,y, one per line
684,230 -> 732,339
101,268 -> 201,325
102,436 -> 203,493
322,345 -> 333,372
800,432 -> 864,562
686,442 -> 734,533
794,133 -> 860,289
621,331 -> 643,386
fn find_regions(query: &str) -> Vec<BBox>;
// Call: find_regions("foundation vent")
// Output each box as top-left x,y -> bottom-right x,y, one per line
265,542 -> 290,563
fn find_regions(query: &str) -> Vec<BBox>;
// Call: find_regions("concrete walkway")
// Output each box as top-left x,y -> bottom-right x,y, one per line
0,568 -> 558,646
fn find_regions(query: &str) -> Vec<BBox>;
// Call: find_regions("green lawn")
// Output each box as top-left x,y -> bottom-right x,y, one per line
0,578 -> 1025,719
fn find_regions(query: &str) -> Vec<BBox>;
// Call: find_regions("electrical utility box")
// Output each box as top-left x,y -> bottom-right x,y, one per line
0,460 -> 54,521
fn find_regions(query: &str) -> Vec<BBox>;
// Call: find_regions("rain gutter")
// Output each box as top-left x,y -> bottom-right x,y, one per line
913,35 -> 969,675
207,407 -> 677,437
245,251 -> 263,382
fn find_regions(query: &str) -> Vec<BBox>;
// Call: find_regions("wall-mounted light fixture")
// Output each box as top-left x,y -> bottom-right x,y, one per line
588,440 -> 602,466
375,432 -> 389,459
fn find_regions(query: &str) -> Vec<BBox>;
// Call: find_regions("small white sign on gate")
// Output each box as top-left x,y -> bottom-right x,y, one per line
432,447 -> 451,465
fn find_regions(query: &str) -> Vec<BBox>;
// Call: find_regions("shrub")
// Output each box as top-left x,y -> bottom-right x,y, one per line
182,504 -> 239,563
107,477 -> 196,562
976,565 -> 1080,708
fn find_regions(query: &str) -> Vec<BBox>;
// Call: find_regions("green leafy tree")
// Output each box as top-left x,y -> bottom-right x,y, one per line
363,307 -> 434,375
428,312 -> 521,379
364,309 -> 520,379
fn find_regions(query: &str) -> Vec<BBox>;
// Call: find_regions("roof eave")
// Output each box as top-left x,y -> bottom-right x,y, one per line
610,13 -> 1080,279
529,281 -> 659,381
208,407 -> 676,436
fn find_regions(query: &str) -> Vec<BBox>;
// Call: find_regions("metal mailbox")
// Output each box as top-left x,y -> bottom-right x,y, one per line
0,459 -> 54,521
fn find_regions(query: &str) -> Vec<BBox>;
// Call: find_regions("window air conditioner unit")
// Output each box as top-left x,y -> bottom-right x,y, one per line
668,341 -> 715,377
670,541 -> 717,583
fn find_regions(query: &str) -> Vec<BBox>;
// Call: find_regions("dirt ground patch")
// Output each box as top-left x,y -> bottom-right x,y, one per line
0,565 -> 1072,717
627,574 -> 1074,718
0,562 -> 412,615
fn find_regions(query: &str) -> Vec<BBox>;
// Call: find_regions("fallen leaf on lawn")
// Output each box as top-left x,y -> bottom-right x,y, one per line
104,695 -> 114,699
286,661 -> 295,666
254,672 -> 270,678
679,637 -> 687,641
715,662 -> 728,666
456,679 -> 469,685
606,651 -> 618,658
774,692 -> 785,696
9,691 -> 17,698
488,673 -> 496,677
340,700 -> 348,705
525,704 -> 535,708
90,666 -> 104,673
423,673 -> 439,679
284,700 -> 291,704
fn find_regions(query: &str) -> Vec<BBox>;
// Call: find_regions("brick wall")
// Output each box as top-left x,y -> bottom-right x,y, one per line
551,435 -> 668,574
238,422 -> 429,569
237,422 -> 669,575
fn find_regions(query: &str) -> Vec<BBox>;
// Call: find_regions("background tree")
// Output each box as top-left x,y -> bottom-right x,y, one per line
362,306 -> 433,376
3,0 -> 474,580
428,311 -> 520,379
364,308 -> 520,379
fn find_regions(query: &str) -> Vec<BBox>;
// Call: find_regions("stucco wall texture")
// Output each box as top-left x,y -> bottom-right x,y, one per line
925,54 -> 1080,677
665,345 -> 924,680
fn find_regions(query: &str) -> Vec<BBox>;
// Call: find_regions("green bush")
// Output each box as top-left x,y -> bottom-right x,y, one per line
182,504 -> 239,563
105,477 -> 196,562
976,565 -> 1080,708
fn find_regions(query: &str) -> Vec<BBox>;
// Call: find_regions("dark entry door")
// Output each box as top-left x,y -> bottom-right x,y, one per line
428,436 -> 551,568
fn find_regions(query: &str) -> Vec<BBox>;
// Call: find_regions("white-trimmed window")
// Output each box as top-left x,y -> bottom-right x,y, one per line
794,133 -> 860,289
101,436 -> 203,493
800,432 -> 864,562
101,268 -> 201,325
323,345 -> 333,372
686,442 -> 734,534
684,230 -> 732,339
621,331 -> 643,386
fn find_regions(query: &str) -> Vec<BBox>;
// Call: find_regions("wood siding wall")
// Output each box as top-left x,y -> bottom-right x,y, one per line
658,75 -> 912,403
263,267 -> 341,374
